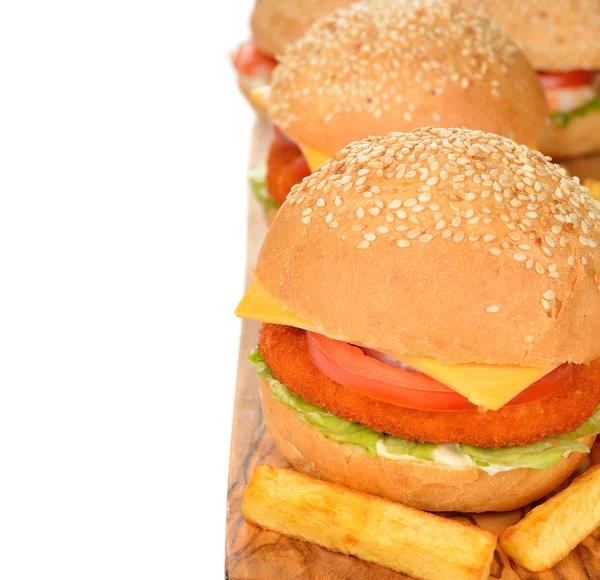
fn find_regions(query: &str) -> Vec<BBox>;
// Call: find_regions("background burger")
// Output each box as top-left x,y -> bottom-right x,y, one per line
464,0 -> 600,159
254,0 -> 547,216
236,127 -> 600,512
231,0 -> 352,120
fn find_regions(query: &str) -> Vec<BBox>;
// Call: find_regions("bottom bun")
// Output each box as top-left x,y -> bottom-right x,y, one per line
260,378 -> 595,513
538,110 -> 600,159
237,72 -> 269,121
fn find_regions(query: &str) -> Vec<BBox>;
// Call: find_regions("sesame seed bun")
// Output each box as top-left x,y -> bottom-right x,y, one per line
268,0 -> 547,154
260,378 -> 595,512
538,111 -> 600,160
250,0 -> 353,59
463,0 -> 600,71
256,128 -> 600,367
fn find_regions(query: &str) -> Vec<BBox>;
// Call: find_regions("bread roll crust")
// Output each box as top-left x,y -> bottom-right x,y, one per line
269,0 -> 547,153
539,111 -> 600,160
257,128 -> 600,366
260,378 -> 595,512
463,0 -> 600,71
250,0 -> 352,59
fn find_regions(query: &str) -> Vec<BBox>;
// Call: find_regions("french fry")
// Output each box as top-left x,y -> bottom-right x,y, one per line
499,463 -> 600,571
242,464 -> 496,580
584,178 -> 600,202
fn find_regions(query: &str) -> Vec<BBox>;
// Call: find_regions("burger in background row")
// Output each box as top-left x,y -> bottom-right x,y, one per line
464,0 -> 600,159
236,127 -> 600,512
231,0 -> 352,120
250,0 -> 547,216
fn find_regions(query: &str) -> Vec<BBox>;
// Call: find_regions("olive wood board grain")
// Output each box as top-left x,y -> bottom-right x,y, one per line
225,120 -> 600,579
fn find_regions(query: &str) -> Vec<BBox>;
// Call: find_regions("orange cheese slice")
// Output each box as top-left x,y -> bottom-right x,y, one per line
298,143 -> 331,172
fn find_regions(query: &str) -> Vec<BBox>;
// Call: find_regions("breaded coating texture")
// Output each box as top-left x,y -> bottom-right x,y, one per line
259,324 -> 600,448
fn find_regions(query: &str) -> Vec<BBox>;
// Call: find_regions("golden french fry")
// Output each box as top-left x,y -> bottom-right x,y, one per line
499,463 -> 600,571
242,464 -> 497,580
584,178 -> 600,202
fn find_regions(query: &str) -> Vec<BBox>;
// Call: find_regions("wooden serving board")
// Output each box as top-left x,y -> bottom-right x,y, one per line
225,121 -> 600,579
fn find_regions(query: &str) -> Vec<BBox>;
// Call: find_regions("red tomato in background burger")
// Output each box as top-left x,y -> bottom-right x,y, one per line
232,39 -> 277,77
538,70 -> 596,90
306,332 -> 573,412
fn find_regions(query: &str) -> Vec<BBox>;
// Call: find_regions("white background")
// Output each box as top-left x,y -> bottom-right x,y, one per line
0,0 -> 252,577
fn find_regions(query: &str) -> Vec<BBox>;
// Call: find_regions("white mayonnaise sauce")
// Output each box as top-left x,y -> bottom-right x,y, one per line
376,440 -> 519,476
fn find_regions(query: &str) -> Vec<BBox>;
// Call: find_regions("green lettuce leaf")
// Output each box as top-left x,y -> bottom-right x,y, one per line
461,412 -> 600,470
549,95 -> 600,128
248,163 -> 279,212
248,348 -> 381,456
380,436 -> 437,460
248,349 -> 599,470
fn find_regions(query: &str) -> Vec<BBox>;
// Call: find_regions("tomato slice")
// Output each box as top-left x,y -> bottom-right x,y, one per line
232,39 -> 277,77
538,70 -> 597,90
306,332 -> 572,412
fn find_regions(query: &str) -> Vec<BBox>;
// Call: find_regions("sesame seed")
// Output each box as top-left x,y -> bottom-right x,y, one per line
301,216 -> 311,225
356,207 -> 365,218
488,247 -> 501,256
543,290 -> 556,300
330,221 -> 339,228
407,229 -> 421,239
483,233 -> 496,243
419,233 -> 433,243
368,207 -> 381,216
377,226 -> 389,234
357,240 -> 370,249
397,239 -> 410,248
316,198 -> 325,207
454,231 -> 465,243
302,208 -> 312,216
541,299 -> 551,311
486,305 -> 500,313
513,253 -> 527,262
364,232 -> 376,242
388,199 -> 402,209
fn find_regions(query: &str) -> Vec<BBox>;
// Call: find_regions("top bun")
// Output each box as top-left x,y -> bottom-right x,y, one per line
268,0 -> 547,154
463,0 -> 600,71
256,128 -> 600,367
250,0 -> 353,59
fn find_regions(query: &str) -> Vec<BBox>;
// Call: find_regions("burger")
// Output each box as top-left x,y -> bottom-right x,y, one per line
236,127 -> 600,513
231,0 -> 353,120
463,0 -> 600,159
252,0 -> 548,218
